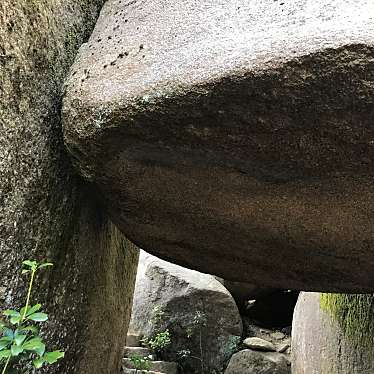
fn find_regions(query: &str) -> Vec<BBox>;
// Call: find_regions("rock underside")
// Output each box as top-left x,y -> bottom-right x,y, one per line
62,0 -> 374,292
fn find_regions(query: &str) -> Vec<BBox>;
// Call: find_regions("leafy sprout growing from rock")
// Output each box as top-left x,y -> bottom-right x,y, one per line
144,330 -> 171,354
0,260 -> 64,373
128,354 -> 151,373
178,310 -> 208,374
141,306 -> 172,359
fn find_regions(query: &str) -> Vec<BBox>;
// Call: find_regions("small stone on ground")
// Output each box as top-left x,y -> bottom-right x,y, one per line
243,337 -> 276,352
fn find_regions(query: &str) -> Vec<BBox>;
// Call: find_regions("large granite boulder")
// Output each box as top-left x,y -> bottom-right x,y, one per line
63,0 -> 374,292
0,1 -> 139,373
129,251 -> 242,373
292,292 -> 374,374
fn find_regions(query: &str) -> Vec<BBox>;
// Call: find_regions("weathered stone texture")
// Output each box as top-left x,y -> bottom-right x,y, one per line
63,0 -> 374,292
0,1 -> 139,373
225,349 -> 290,374
292,292 -> 374,374
129,251 -> 242,373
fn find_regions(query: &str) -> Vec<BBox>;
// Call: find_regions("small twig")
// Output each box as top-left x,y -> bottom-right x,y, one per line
1,355 -> 10,374
21,268 -> 36,321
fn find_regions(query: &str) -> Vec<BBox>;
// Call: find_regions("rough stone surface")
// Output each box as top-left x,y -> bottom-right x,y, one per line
129,251 -> 242,373
243,320 -> 292,359
123,358 -> 178,374
278,343 -> 290,354
292,292 -> 374,374
225,350 -> 290,374
126,333 -> 142,347
271,332 -> 286,341
150,361 -> 178,374
243,337 -> 276,352
63,0 -> 374,292
0,1 -> 139,373
123,370 -> 163,374
124,346 -> 152,359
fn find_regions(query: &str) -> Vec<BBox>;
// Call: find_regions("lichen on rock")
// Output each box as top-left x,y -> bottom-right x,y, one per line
320,293 -> 374,352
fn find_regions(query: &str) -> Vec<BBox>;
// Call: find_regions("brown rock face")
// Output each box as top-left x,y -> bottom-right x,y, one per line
0,1 -> 139,373
62,0 -> 374,292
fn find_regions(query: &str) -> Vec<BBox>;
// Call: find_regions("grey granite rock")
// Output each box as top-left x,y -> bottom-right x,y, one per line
129,250 -> 242,373
0,1 -> 139,373
243,337 -> 277,352
225,349 -> 290,374
63,0 -> 374,292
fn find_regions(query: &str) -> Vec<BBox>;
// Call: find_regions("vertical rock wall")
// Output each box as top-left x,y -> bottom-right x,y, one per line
292,292 -> 374,374
0,1 -> 139,373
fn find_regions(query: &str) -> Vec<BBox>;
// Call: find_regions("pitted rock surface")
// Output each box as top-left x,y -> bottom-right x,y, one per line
63,0 -> 374,292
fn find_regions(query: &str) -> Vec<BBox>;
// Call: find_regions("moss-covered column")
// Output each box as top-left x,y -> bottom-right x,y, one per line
0,1 -> 139,373
320,293 -> 374,351
292,292 -> 374,374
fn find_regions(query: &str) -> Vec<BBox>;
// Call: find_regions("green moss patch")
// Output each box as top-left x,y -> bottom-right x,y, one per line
320,293 -> 374,350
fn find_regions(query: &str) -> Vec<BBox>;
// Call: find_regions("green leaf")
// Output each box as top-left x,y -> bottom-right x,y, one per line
43,350 -> 65,364
36,343 -> 46,357
3,310 -> 20,318
33,357 -> 45,368
14,334 -> 27,346
0,350 -> 11,360
10,344 -> 23,356
27,304 -> 42,316
0,337 -> 12,342
38,263 -> 53,269
18,325 -> 38,334
21,269 -> 30,274
23,338 -> 45,356
20,304 -> 42,318
22,260 -> 37,268
0,337 -> 11,350
10,316 -> 21,325
3,328 -> 14,339
27,313 -> 48,322
22,337 -> 42,349
22,260 -> 38,272
3,310 -> 21,325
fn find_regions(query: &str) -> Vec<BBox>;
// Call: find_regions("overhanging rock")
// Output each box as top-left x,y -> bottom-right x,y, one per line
62,0 -> 374,292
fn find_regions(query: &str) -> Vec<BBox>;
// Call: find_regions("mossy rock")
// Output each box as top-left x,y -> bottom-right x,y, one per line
320,293 -> 374,352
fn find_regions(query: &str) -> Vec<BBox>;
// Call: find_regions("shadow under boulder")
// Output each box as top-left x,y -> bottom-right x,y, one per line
244,290 -> 299,329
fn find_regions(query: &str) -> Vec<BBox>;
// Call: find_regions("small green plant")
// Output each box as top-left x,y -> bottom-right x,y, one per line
144,330 -> 171,353
141,306 -> 172,359
129,354 -> 151,372
0,260 -> 64,373
178,310 -> 207,374
150,306 -> 165,326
